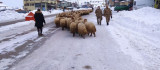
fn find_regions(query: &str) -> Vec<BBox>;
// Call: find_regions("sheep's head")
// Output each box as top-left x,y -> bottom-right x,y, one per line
84,19 -> 88,23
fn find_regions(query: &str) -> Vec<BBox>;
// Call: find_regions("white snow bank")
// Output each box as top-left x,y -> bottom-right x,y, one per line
109,7 -> 160,70
0,10 -> 25,23
0,21 -> 33,32
135,0 -> 154,7
118,7 -> 160,25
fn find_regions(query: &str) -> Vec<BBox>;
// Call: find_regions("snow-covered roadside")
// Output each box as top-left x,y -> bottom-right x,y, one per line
0,10 -> 62,23
0,8 -> 91,23
109,7 -> 160,70
0,10 -> 26,23
0,16 -> 58,70
0,16 -> 56,54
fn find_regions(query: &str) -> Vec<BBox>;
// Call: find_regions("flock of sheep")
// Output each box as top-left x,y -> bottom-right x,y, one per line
54,9 -> 96,39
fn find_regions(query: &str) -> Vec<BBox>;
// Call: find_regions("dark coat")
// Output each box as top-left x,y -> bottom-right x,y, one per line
34,11 -> 46,28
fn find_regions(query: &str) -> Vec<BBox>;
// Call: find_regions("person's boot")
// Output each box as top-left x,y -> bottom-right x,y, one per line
107,22 -> 109,26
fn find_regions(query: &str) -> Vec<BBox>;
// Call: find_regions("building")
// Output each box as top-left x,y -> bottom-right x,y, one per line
154,0 -> 160,9
57,0 -> 72,8
89,0 -> 105,7
109,0 -> 134,6
78,0 -> 105,7
23,0 -> 57,11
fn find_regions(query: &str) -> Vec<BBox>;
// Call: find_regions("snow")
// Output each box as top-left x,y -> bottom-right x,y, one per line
109,7 -> 160,70
135,0 -> 154,8
0,3 -> 7,7
0,10 -> 62,23
0,10 -> 26,23
0,16 -> 55,54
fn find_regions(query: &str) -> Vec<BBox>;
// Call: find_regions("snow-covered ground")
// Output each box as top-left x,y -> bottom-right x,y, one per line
135,0 -> 154,8
0,16 -> 57,70
109,7 -> 160,70
0,10 -> 63,23
0,10 -> 26,23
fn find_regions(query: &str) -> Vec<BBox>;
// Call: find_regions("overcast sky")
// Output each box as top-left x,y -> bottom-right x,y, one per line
0,0 -> 23,8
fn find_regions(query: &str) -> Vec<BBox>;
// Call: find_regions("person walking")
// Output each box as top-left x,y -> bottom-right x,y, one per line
34,9 -> 46,36
95,6 -> 102,25
104,5 -> 112,26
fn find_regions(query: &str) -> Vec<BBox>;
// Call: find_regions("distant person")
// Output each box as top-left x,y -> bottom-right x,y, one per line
63,7 -> 66,12
92,6 -> 94,11
34,9 -> 46,36
104,5 -> 112,26
95,6 -> 102,25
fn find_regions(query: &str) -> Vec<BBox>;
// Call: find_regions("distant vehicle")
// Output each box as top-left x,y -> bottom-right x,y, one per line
77,6 -> 80,9
67,7 -> 73,10
114,5 -> 129,12
15,9 -> 28,13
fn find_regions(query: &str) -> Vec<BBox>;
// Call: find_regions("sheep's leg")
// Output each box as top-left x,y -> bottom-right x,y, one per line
93,32 -> 96,37
83,35 -> 85,39
56,24 -> 58,27
62,27 -> 64,30
90,33 -> 92,36
73,33 -> 75,37
88,33 -> 89,36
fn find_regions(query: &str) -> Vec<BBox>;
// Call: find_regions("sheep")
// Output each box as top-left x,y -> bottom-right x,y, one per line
66,18 -> 72,29
60,17 -> 67,30
54,17 -> 60,27
70,22 -> 77,37
78,23 -> 88,39
84,19 -> 96,37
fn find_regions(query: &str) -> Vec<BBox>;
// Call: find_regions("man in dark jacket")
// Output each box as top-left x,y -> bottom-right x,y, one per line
34,9 -> 46,36
95,6 -> 102,25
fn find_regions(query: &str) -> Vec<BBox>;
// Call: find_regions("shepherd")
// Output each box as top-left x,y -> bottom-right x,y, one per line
104,5 -> 112,26
34,9 -> 46,36
95,6 -> 102,25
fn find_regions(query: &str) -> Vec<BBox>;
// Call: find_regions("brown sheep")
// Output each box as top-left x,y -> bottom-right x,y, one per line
54,17 -> 60,27
60,18 -> 67,30
66,18 -> 72,29
70,22 -> 77,37
84,19 -> 96,37
78,23 -> 88,39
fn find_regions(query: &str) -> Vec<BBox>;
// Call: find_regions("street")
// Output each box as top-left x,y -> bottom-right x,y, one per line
9,12 -> 143,70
